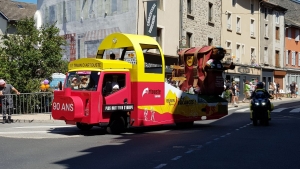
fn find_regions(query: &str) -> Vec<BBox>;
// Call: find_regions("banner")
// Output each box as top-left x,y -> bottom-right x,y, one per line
144,1 -> 157,37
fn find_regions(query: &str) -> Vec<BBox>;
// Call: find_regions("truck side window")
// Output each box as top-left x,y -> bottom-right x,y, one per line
103,74 -> 126,96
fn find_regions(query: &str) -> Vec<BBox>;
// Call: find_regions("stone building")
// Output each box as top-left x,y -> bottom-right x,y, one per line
36,0 -> 180,63
269,0 -> 300,92
180,0 -> 222,48
259,1 -> 287,91
221,0 -> 261,97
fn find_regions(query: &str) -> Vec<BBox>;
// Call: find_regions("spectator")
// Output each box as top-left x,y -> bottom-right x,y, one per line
296,83 -> 299,97
274,81 -> 281,100
0,79 -> 20,124
268,82 -> 275,99
242,80 -> 251,103
290,82 -> 296,98
230,81 -> 238,107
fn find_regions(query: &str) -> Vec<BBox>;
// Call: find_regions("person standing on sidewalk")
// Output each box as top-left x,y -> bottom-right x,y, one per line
0,79 -> 20,124
242,80 -> 251,103
290,82 -> 296,98
274,81 -> 281,100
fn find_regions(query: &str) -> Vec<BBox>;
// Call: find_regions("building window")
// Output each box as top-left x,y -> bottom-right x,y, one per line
288,28 -> 292,39
292,51 -> 296,66
296,29 -> 300,41
232,0 -> 236,7
276,50 -> 280,67
208,3 -> 213,22
236,44 -> 240,62
265,24 -> 269,38
275,27 -> 280,40
227,12 -> 232,30
187,0 -> 192,14
157,0 -> 163,10
286,50 -> 290,65
208,37 -> 213,46
250,48 -> 256,64
298,53 -> 300,66
236,17 -> 241,33
264,47 -> 268,63
250,0 -> 254,14
264,8 -> 268,20
226,41 -> 232,49
241,44 -> 245,57
275,11 -> 279,24
250,19 -> 255,37
186,32 -> 192,48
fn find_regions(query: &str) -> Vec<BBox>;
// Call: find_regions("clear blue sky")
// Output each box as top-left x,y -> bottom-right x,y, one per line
14,0 -> 37,4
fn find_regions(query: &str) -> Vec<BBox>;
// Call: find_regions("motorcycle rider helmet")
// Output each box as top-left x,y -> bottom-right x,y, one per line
256,82 -> 264,89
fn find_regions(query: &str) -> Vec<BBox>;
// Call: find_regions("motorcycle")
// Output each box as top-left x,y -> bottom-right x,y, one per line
250,92 -> 272,126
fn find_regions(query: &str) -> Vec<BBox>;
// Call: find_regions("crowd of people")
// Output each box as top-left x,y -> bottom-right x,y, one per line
222,79 -> 299,107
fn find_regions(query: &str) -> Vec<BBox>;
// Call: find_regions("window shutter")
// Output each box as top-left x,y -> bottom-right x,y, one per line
286,50 -> 289,65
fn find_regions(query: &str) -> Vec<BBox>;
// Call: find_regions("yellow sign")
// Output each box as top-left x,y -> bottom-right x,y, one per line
68,58 -> 132,71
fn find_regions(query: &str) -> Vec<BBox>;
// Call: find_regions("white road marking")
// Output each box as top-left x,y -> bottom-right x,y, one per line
290,108 -> 300,113
236,129 -> 239,131
197,145 -> 203,149
154,164 -> 167,169
0,130 -> 75,134
235,108 -> 249,112
272,108 -> 288,113
220,135 -> 226,137
226,133 -> 231,135
228,107 -> 237,110
185,150 -> 194,154
171,156 -> 182,161
214,138 -> 219,141
206,141 -> 211,145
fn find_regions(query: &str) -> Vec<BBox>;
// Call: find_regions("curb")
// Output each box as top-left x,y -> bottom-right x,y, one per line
0,119 -> 65,124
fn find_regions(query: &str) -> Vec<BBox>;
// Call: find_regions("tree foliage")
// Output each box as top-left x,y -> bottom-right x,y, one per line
0,17 -> 68,93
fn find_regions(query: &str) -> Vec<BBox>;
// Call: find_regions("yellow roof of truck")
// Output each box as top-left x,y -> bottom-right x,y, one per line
68,58 -> 132,72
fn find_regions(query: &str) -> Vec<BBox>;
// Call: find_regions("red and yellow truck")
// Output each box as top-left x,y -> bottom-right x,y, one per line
52,33 -> 234,134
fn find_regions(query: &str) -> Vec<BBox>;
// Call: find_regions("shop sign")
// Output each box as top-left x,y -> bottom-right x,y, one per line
238,66 -> 250,74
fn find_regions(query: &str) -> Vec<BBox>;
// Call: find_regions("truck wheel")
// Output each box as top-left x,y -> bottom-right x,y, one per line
252,119 -> 257,126
264,120 -> 269,126
107,116 -> 126,134
76,122 -> 93,131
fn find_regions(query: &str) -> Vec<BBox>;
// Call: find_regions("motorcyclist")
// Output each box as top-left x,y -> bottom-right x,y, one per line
250,81 -> 274,111
250,82 -> 273,99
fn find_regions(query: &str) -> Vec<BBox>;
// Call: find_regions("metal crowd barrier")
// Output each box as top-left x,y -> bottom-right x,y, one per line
0,92 -> 53,114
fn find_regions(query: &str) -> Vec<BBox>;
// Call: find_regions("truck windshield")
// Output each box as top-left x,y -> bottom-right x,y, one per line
65,71 -> 100,91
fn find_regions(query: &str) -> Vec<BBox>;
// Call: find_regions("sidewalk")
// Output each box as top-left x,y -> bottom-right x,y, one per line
0,114 -> 64,124
1,96 -> 300,123
228,96 -> 300,108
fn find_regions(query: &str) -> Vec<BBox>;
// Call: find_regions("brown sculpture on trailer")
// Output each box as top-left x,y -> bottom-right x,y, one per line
175,46 -> 235,95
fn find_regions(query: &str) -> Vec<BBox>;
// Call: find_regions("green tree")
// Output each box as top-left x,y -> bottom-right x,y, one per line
0,17 -> 68,93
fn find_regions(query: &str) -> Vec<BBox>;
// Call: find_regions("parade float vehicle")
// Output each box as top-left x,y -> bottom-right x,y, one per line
52,33 -> 235,134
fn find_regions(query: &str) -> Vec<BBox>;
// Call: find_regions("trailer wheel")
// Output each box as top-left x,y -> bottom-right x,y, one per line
107,116 -> 126,134
252,119 -> 257,126
76,122 -> 93,131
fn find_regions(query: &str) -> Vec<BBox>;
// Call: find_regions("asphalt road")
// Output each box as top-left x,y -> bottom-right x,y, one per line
0,100 -> 300,169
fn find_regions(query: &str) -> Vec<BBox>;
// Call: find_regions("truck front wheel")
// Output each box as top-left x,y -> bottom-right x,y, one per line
107,116 -> 126,134
76,122 -> 93,131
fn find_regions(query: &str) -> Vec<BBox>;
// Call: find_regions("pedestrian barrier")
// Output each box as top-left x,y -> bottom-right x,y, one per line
0,92 -> 53,114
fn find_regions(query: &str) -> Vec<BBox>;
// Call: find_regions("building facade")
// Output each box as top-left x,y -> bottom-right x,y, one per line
269,0 -> 300,92
221,0 -> 260,95
285,19 -> 300,92
180,0 -> 222,48
259,1 -> 287,91
36,0 -> 180,62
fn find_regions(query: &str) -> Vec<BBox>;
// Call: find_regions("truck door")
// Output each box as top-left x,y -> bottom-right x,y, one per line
101,72 -> 132,108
